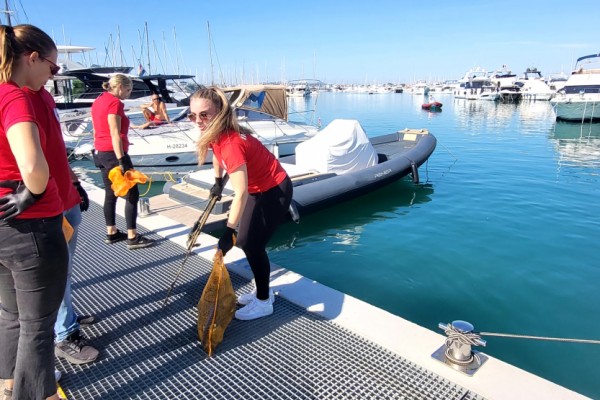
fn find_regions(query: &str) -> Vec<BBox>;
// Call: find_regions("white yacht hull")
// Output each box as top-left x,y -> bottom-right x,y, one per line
455,92 -> 499,101
551,98 -> 600,121
522,93 -> 553,101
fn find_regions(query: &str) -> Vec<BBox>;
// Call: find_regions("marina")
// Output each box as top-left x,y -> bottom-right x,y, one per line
2,3 -> 600,398
63,91 -> 600,398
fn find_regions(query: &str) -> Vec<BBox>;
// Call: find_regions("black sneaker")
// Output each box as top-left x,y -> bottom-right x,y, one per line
127,234 -> 155,250
55,330 -> 99,365
105,230 -> 127,244
77,315 -> 96,326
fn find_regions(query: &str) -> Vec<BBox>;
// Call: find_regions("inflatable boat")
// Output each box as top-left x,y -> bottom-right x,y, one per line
175,119 -> 436,222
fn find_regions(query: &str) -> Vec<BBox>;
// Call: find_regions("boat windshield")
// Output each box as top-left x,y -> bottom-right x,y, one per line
241,91 -> 266,109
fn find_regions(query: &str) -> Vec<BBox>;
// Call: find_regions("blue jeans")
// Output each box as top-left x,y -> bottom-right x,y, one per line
0,214 -> 68,399
54,205 -> 82,342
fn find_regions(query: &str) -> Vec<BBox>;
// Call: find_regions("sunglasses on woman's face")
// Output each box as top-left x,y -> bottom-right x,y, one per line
39,56 -> 60,75
187,112 -> 212,122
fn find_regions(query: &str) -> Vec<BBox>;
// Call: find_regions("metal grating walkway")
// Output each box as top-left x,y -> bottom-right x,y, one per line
58,203 -> 486,399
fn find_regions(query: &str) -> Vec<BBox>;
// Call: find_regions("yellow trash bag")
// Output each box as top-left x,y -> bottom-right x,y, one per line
197,250 -> 236,356
108,166 -> 148,197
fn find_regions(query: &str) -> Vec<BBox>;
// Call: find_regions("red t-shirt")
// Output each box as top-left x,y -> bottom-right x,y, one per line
91,92 -> 130,152
0,82 -> 63,219
23,87 -> 80,211
210,130 -> 288,193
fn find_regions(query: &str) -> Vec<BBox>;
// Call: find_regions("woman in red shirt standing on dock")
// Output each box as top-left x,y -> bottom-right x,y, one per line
0,24 -> 68,400
23,85 -> 100,366
91,74 -> 153,250
189,87 -> 293,321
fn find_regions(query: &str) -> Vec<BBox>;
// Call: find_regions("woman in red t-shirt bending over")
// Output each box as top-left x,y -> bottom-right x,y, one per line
189,87 -> 293,321
91,74 -> 153,250
0,24 -> 68,400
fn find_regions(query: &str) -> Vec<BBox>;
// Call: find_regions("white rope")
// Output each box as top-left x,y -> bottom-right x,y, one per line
478,332 -> 600,345
443,325 -> 600,345
443,326 -> 482,347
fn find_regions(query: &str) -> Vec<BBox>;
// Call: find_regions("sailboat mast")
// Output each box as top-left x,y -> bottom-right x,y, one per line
145,22 -> 151,75
207,21 -> 214,85
117,25 -> 124,67
173,26 -> 180,75
3,0 -> 11,26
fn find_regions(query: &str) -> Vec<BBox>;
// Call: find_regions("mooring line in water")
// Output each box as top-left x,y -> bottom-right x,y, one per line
477,331 -> 600,344
438,140 -> 458,161
442,324 -> 600,346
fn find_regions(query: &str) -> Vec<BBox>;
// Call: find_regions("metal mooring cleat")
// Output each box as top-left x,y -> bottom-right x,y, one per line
431,320 -> 488,376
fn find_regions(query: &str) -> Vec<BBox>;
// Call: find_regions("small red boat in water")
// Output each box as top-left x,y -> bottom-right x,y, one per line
421,101 -> 443,111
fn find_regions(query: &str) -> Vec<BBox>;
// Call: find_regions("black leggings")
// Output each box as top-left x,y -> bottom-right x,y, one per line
95,151 -> 139,230
236,176 -> 293,300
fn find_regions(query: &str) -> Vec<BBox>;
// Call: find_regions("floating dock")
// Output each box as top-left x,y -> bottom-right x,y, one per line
39,183 -> 591,399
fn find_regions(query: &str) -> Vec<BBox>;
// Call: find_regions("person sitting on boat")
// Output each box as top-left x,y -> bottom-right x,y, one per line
131,94 -> 171,129
189,86 -> 293,321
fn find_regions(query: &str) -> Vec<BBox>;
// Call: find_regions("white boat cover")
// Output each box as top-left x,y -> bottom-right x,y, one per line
295,119 -> 378,174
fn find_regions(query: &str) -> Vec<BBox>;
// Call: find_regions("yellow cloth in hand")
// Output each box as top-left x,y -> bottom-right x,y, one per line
108,167 -> 148,197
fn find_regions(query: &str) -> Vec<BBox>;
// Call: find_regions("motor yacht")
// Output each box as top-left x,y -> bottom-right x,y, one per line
550,53 -> 600,121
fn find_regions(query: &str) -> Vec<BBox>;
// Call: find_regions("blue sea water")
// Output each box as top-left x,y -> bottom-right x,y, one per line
267,93 -> 600,398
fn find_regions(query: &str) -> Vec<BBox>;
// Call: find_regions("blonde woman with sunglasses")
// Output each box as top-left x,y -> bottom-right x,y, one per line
190,87 -> 293,321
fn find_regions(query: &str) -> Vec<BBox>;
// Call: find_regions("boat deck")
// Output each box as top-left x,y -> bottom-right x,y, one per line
54,202 -> 485,399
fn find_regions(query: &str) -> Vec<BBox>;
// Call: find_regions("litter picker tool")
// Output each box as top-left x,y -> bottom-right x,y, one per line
163,175 -> 228,306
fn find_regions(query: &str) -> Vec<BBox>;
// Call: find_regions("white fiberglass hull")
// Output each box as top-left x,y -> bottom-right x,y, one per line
522,93 -> 553,101
551,97 -> 600,121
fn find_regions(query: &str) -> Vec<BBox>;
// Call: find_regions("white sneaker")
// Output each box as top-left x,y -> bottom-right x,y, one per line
238,289 -> 275,306
235,297 -> 273,320
55,369 -> 62,382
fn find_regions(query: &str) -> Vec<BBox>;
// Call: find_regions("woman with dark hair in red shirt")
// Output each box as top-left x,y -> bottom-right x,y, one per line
189,86 -> 293,321
91,74 -> 154,250
0,24 -> 68,400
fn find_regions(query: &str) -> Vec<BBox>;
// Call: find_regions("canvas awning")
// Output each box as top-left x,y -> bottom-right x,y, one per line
223,85 -> 288,121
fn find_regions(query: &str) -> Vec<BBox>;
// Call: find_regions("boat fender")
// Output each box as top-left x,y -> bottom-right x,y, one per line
288,200 -> 300,224
410,161 -> 419,184
163,181 -> 176,194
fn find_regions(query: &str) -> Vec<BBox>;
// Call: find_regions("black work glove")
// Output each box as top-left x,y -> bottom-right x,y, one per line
217,226 -> 237,256
118,154 -> 134,173
0,180 -> 44,221
74,182 -> 89,212
210,177 -> 224,200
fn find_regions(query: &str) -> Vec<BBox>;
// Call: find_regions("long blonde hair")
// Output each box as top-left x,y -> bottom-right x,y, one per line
0,24 -> 56,83
191,86 -> 247,164
102,74 -> 132,92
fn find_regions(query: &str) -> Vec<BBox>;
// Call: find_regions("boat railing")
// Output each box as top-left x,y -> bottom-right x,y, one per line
128,120 -> 197,144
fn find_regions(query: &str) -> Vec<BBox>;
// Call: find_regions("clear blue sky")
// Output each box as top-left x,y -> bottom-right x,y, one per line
4,0 -> 599,85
